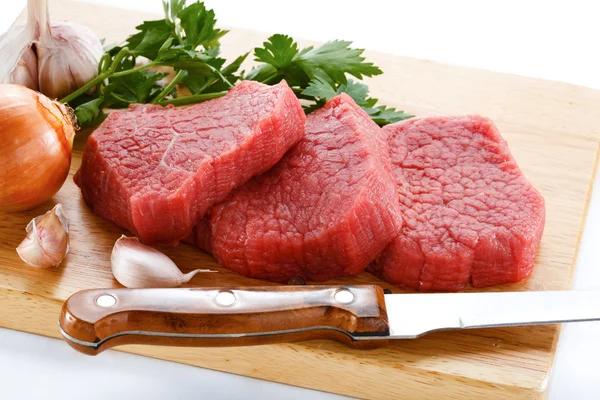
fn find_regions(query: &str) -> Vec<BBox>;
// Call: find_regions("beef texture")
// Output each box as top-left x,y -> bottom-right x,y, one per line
368,116 -> 545,291
74,80 -> 305,245
195,94 -> 402,282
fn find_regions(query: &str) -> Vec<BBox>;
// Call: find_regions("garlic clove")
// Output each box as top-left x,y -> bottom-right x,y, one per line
11,46 -> 38,90
111,236 -> 215,288
37,21 -> 104,99
16,204 -> 70,268
0,24 -> 37,87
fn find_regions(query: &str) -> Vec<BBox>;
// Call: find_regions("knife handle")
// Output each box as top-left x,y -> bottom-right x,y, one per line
59,285 -> 389,355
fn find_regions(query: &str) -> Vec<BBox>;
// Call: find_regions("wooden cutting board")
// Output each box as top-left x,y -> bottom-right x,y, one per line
1,1 -> 600,398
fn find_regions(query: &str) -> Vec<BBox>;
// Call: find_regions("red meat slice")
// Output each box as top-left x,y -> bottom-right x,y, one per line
196,94 -> 403,282
74,81 -> 305,245
368,116 -> 545,291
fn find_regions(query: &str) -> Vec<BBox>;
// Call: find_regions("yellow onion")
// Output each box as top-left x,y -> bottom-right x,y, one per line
0,84 -> 75,212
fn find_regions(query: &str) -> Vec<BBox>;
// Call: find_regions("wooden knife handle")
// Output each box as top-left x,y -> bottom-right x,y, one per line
59,285 -> 389,355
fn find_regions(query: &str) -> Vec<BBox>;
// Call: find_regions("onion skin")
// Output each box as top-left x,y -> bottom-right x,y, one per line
0,84 -> 75,212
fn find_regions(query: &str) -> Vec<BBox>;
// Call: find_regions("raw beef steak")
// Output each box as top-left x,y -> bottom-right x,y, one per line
74,81 -> 305,245
369,116 -> 545,291
195,94 -> 403,282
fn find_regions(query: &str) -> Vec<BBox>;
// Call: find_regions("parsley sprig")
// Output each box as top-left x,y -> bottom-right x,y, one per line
245,34 -> 411,122
62,0 -> 413,127
303,78 -> 413,124
61,1 -> 240,126
247,34 -> 382,85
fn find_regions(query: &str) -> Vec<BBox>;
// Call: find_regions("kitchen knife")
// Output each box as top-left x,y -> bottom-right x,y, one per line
59,285 -> 600,355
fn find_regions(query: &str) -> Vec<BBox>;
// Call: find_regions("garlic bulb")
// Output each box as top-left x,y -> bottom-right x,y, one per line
17,204 -> 70,268
0,14 -> 37,89
111,236 -> 215,288
0,0 -> 102,98
37,20 -> 104,99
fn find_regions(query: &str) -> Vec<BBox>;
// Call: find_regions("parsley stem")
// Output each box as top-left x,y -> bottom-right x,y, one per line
111,63 -> 154,78
61,47 -> 131,104
207,65 -> 233,89
195,79 -> 214,94
97,53 -> 111,75
152,70 -> 185,104
60,77 -> 103,104
157,91 -> 228,107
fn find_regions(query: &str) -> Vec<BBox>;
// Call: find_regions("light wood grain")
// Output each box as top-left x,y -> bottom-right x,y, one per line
1,1 -> 600,398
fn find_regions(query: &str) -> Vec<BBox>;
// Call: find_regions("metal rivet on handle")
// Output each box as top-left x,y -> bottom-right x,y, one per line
334,289 -> 355,304
96,294 -> 116,307
215,291 -> 236,306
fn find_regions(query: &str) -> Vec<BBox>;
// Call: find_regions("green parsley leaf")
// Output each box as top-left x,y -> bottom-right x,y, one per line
302,78 -> 369,105
302,78 -> 412,126
296,40 -> 382,83
126,19 -> 172,59
179,2 -> 225,49
250,35 -> 308,85
254,34 -> 298,69
222,52 -> 248,76
302,76 -> 337,100
336,79 -> 370,105
155,45 -> 198,63
179,52 -> 242,95
364,105 -> 414,126
251,35 -> 382,88
245,63 -> 278,83
155,46 -> 213,72
74,97 -> 106,128
363,97 -> 378,108
180,70 -> 212,94
200,29 -> 228,49
201,52 -> 248,92
104,70 -> 168,107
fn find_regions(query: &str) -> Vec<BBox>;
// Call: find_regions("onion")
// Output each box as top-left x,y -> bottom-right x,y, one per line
0,84 -> 76,212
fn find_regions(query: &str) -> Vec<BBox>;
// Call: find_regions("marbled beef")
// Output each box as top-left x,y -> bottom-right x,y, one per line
75,81 -> 305,245
369,116 -> 545,291
195,94 -> 402,282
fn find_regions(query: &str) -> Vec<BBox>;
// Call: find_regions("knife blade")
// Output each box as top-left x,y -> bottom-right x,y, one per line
58,285 -> 600,355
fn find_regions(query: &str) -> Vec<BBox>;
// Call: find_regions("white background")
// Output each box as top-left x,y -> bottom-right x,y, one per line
1,0 -> 600,399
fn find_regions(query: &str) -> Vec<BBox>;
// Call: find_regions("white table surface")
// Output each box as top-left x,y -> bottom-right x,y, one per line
1,1 -> 599,399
